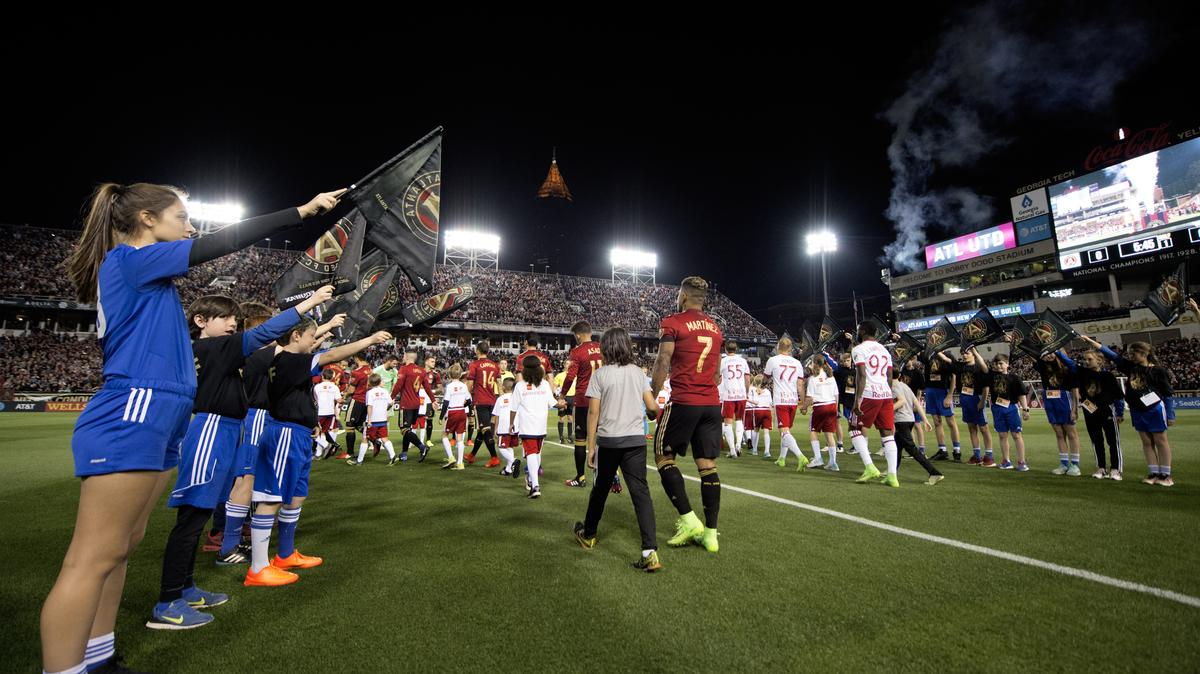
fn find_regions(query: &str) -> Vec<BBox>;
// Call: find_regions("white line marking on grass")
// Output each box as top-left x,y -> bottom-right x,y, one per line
544,441 -> 1200,609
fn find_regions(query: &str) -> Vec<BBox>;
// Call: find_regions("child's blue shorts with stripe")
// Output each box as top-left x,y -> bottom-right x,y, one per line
168,412 -> 243,509
252,420 -> 313,504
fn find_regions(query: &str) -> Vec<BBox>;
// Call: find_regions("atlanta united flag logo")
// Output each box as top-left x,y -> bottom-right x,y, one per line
403,171 -> 440,247
300,218 -> 350,274
963,318 -> 986,341
1158,277 -> 1183,306
410,284 -> 474,322
359,263 -> 400,314
1033,321 -> 1056,345
927,328 -> 946,347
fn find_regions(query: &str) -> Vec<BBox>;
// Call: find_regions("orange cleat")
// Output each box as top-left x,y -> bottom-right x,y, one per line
272,550 -> 324,569
485,457 -> 501,468
244,565 -> 299,587
334,452 -> 351,460
466,453 -> 477,465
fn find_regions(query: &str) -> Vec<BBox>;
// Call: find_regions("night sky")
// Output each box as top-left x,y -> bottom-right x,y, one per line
2,3 -> 1191,327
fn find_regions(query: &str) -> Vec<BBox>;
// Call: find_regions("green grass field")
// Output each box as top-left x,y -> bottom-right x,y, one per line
5,411 -> 1200,672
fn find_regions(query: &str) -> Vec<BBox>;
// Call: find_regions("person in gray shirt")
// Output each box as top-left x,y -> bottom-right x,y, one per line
573,327 -> 663,572
893,378 -> 944,486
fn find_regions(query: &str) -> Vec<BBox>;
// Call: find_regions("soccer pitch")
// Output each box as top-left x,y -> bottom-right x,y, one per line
5,411 -> 1199,672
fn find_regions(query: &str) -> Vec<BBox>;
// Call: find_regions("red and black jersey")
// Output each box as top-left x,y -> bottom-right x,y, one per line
516,349 -> 553,377
392,363 -> 435,410
349,365 -> 372,403
562,341 -> 602,405
467,358 -> 500,406
659,309 -> 723,406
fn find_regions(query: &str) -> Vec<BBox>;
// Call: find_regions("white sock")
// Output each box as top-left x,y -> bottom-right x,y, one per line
44,665 -> 87,674
764,432 -> 771,456
383,440 -> 396,460
84,632 -> 115,669
734,420 -> 744,448
357,443 -> 368,463
810,439 -> 823,462
722,423 -> 735,452
443,437 -> 454,461
778,433 -> 791,459
499,446 -> 515,470
825,447 -> 835,463
851,433 -> 874,467
883,436 -> 898,475
250,513 -> 275,573
749,430 -> 758,452
315,435 -> 328,451
456,436 -> 464,464
527,453 -> 542,488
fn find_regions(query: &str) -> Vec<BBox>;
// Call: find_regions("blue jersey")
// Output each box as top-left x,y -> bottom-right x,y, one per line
96,239 -> 195,389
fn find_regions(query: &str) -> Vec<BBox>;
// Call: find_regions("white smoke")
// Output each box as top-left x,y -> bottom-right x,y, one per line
1105,153 -> 1159,217
882,1 -> 1152,271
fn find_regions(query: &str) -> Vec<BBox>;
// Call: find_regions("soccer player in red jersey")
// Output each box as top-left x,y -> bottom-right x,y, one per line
342,354 -> 373,462
466,341 -> 502,467
517,334 -> 555,386
559,321 -> 606,488
649,276 -> 723,553
391,348 -> 436,461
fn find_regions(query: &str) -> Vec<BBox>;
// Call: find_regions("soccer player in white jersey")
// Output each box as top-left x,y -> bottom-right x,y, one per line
719,341 -> 750,458
313,369 -> 342,459
849,322 -> 897,486
763,336 -> 808,471
348,374 -> 399,465
441,364 -> 473,470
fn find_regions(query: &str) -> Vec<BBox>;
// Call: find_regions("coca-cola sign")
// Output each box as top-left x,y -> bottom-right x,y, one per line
1083,122 -> 1171,171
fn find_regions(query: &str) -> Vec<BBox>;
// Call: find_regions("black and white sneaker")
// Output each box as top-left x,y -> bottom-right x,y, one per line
419,445 -> 429,462
215,549 -> 248,566
529,486 -> 541,499
511,459 -> 521,478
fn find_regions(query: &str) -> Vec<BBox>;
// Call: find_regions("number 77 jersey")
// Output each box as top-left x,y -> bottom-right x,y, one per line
659,309 -> 723,406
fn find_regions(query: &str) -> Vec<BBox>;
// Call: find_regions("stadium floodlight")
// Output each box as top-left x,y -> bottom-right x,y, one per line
186,200 -> 245,225
444,230 -> 500,270
805,229 -> 838,315
610,248 -> 657,285
445,230 -> 501,253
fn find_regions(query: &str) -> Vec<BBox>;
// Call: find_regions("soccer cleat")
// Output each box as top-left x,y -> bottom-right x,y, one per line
419,445 -> 429,462
1015,462 -> 1030,472
272,550 -> 323,569
486,457 -> 501,468
1108,469 -> 1123,481
201,531 -> 223,552
930,449 -> 949,461
774,457 -> 787,468
952,451 -> 962,463
981,456 -> 996,468
565,476 -> 588,488
667,512 -> 705,547
400,452 -> 408,462
244,565 -> 299,587
795,453 -> 810,473
968,455 -> 982,466
1066,464 -> 1082,477
572,522 -> 596,549
925,474 -> 945,486
333,452 -> 351,460
611,477 -> 623,494
442,460 -> 457,470
215,549 -> 248,566
696,527 -> 719,553
511,459 -> 522,478
808,459 -> 825,469
1091,468 -> 1107,479
467,439 -> 475,448
762,452 -> 772,460
824,462 -> 840,472
1051,465 -> 1069,475
387,455 -> 401,466
529,486 -> 541,499
182,586 -> 228,609
1141,473 -> 1159,485
882,474 -> 900,488
466,453 -> 477,465
998,460 -> 1014,470
146,599 -> 213,630
855,464 -> 882,484
346,459 -> 360,466
452,462 -> 466,471
633,550 -> 663,572
1156,476 -> 1175,487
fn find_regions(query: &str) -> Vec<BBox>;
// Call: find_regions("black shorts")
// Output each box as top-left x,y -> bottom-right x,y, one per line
401,408 -> 421,429
654,403 -> 722,460
347,401 -> 368,429
573,404 -> 589,442
558,402 -> 574,418
474,404 -> 494,429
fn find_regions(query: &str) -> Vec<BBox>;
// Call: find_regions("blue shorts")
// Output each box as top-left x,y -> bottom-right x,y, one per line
1131,404 -> 1168,434
924,388 -> 954,417
959,394 -> 988,426
992,404 -> 1022,433
840,401 -> 853,421
72,378 -> 194,477
1043,392 -> 1075,426
236,408 -> 273,478
253,420 -> 313,504
168,413 -> 243,509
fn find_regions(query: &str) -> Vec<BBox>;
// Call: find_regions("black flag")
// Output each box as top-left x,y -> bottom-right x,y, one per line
891,332 -> 925,364
1030,309 -> 1077,358
330,209 -> 367,296
817,315 -> 845,351
923,317 -> 960,361
1144,263 -> 1190,327
796,329 -> 818,361
337,265 -> 397,342
356,249 -> 407,325
861,315 -> 892,342
350,127 -> 442,295
1009,315 -> 1042,359
960,307 -> 1004,348
393,280 -> 476,331
272,216 -> 355,309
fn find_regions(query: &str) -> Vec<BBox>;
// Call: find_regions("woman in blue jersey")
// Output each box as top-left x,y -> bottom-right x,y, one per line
42,182 -> 344,674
